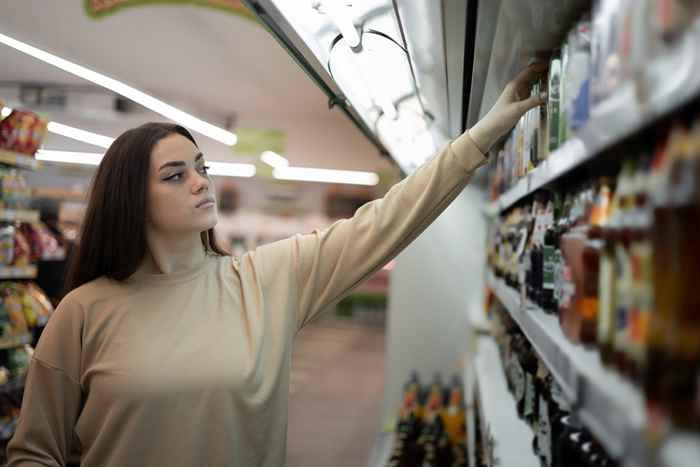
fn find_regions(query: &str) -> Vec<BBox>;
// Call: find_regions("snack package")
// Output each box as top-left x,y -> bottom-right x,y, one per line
0,169 -> 31,209
12,230 -> 31,266
2,290 -> 28,334
0,302 -> 12,338
0,225 -> 14,265
6,346 -> 31,377
19,223 -> 43,262
0,109 -> 48,156
26,282 -> 54,325
18,286 -> 38,328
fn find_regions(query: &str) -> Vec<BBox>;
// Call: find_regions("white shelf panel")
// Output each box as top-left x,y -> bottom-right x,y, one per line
0,149 -> 39,171
487,18 -> 700,214
0,209 -> 40,223
364,431 -> 394,467
474,335 -> 540,467
0,265 -> 37,279
486,270 -> 700,467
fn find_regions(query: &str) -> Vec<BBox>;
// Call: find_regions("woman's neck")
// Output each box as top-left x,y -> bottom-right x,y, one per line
142,228 -> 207,275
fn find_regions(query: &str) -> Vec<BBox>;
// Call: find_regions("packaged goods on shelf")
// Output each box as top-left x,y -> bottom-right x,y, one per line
0,169 -> 32,210
386,372 -> 468,467
488,301 -> 621,467
0,109 -> 47,157
0,221 -> 63,267
487,114 -> 700,434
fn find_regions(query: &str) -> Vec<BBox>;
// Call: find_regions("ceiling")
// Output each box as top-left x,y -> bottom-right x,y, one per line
0,0 -> 392,172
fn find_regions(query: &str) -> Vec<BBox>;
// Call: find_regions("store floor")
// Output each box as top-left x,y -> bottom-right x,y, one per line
287,314 -> 386,467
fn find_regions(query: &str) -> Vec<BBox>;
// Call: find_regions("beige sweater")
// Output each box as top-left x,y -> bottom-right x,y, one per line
6,133 -> 485,467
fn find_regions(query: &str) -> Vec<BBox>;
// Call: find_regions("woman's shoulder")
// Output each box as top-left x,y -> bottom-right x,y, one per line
60,276 -> 130,310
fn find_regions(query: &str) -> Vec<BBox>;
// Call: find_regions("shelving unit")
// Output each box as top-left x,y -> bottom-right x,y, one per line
485,17 -> 700,215
0,334 -> 32,351
472,335 -> 540,467
0,209 -> 39,223
0,265 -> 37,280
0,150 -> 39,171
485,269 -> 699,467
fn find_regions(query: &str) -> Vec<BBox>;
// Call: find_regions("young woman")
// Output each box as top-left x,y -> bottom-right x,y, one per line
7,65 -> 545,467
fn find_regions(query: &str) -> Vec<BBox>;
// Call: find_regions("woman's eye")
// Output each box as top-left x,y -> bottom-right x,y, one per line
164,173 -> 183,182
198,165 -> 210,175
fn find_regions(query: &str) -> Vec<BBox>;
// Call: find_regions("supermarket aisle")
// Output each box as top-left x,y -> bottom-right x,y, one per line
287,316 -> 386,467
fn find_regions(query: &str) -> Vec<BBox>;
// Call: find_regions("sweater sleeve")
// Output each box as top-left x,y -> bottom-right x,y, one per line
6,298 -> 84,466
254,133 -> 487,331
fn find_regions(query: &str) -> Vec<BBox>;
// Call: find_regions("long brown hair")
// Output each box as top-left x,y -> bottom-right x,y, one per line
66,122 -> 228,291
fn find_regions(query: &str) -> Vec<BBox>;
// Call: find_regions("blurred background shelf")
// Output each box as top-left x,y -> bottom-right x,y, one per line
0,265 -> 37,280
0,333 -> 31,351
473,335 -> 540,467
0,209 -> 40,223
0,150 -> 39,171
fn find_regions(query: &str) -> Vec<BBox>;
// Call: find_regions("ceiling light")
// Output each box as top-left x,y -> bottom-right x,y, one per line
260,151 -> 289,168
207,161 -> 256,178
47,121 -> 115,148
1,106 -> 11,118
36,150 -> 256,178
36,150 -> 103,166
273,166 -> 379,185
324,1 -> 361,47
0,33 -> 238,146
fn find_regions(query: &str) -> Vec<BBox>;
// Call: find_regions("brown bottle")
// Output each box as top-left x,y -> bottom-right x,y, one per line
664,120 -> 700,430
580,178 -> 613,345
645,126 -> 682,434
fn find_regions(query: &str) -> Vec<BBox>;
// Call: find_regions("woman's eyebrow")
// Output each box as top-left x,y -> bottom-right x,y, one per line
159,153 -> 204,171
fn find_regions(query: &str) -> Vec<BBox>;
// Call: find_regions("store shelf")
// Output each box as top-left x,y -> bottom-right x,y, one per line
364,431 -> 394,467
0,265 -> 37,279
0,209 -> 39,223
486,270 -> 700,467
0,333 -> 31,350
486,16 -> 700,215
474,335 -> 540,467
0,375 -> 26,395
0,150 -> 39,171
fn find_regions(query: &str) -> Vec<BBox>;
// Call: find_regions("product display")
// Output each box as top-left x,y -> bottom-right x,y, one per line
489,300 -> 620,467
0,109 -> 47,157
386,373 -> 468,467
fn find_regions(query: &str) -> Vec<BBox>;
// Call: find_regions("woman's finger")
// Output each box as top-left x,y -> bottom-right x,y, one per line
518,93 -> 547,113
512,62 -> 548,90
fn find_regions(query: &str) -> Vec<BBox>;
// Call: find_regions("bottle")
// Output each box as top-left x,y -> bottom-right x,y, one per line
626,155 -> 654,382
580,178 -> 613,344
542,195 -> 560,313
611,160 -> 636,373
644,126 -> 682,431
664,120 -> 700,429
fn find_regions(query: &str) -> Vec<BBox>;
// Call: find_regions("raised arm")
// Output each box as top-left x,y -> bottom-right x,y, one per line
253,64 -> 546,330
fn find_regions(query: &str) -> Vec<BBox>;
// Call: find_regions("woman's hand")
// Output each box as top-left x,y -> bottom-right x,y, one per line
468,63 -> 548,154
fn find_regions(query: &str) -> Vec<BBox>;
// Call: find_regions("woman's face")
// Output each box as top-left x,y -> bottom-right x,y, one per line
147,133 -> 218,236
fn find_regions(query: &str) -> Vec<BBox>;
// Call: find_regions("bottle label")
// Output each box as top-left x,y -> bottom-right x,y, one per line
543,245 -> 555,290
524,373 -> 536,419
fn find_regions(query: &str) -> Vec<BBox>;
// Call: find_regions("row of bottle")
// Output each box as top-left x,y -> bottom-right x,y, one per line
386,373 -> 467,467
487,116 -> 700,431
489,300 -> 619,467
489,0 -> 700,199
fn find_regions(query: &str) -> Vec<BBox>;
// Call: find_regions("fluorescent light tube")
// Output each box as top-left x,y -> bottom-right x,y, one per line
207,161 -> 256,178
260,151 -> 289,168
36,150 -> 103,166
47,121 -> 115,149
0,33 -> 238,146
1,106 -> 11,118
36,150 -> 256,178
273,166 -> 379,186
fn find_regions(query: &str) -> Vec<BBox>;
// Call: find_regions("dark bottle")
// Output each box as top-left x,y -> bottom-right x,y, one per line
542,194 -> 560,312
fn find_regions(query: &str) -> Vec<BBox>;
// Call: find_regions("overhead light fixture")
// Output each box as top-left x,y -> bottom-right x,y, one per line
46,121 -> 115,149
35,150 -> 103,166
1,106 -> 11,118
273,166 -> 379,186
207,161 -> 256,178
36,150 -> 256,178
0,32 -> 238,147
260,151 -> 289,168
323,1 -> 361,47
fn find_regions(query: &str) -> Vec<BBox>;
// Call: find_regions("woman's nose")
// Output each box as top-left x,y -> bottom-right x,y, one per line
192,169 -> 210,193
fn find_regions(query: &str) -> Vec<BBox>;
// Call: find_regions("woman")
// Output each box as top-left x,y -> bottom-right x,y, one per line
7,64 -> 545,467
